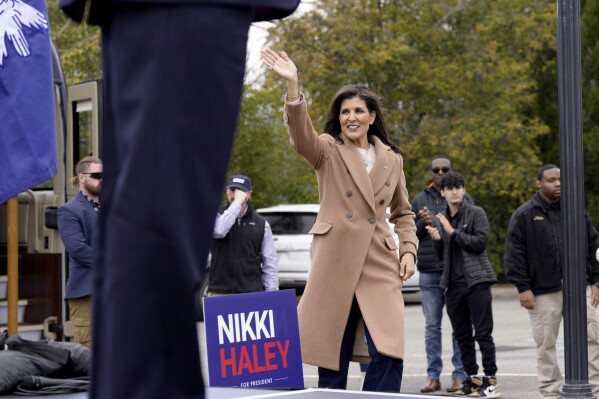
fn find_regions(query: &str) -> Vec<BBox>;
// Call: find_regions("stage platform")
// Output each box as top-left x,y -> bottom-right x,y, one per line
205,388 -> 445,398
3,387 -> 447,398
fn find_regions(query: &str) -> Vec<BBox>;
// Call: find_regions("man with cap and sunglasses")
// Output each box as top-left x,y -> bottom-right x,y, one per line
57,156 -> 103,348
207,175 -> 279,295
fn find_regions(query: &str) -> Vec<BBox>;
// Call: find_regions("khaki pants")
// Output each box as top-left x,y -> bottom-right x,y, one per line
586,286 -> 599,396
68,296 -> 92,348
528,288 -> 599,398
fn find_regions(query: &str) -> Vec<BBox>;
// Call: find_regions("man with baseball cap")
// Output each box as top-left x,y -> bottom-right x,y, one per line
207,175 -> 279,295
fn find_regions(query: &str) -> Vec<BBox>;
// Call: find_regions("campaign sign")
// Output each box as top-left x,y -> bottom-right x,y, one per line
203,289 -> 304,389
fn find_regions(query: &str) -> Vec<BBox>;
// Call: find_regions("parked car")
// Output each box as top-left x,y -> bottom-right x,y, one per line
197,204 -> 420,319
256,204 -> 420,294
256,204 -> 319,292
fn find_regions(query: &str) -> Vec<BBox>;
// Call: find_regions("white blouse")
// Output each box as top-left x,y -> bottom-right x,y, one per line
357,144 -> 376,174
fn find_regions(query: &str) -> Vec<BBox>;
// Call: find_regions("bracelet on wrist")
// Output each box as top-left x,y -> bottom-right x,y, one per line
286,92 -> 301,101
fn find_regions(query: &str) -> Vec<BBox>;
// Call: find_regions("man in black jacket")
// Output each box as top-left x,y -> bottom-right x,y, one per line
208,175 -> 278,294
411,156 -> 470,393
504,164 -> 599,398
427,172 -> 500,398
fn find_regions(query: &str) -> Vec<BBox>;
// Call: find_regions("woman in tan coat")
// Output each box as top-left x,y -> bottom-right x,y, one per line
261,48 -> 418,392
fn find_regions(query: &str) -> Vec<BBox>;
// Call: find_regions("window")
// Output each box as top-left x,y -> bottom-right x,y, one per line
261,213 -> 317,235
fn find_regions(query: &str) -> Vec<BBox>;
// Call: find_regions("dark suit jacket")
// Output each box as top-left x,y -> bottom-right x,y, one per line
57,191 -> 98,299
66,2 -> 300,397
60,0 -> 300,25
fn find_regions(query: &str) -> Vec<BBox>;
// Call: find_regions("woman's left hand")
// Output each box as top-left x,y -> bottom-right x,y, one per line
399,252 -> 416,281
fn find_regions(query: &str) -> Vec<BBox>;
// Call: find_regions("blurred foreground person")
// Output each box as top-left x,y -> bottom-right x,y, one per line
58,1 -> 299,398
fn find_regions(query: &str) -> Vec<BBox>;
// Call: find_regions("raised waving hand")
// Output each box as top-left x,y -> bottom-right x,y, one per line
261,48 -> 299,96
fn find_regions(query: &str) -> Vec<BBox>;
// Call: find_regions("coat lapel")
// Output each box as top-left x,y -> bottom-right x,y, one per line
337,133 -> 374,212
336,134 -> 375,214
369,136 -> 396,196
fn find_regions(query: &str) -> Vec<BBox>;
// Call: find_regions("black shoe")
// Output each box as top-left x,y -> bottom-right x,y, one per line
453,376 -> 474,396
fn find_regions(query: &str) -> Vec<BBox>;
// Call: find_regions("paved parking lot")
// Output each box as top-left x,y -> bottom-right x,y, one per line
398,286 -> 552,398
199,284 -> 570,398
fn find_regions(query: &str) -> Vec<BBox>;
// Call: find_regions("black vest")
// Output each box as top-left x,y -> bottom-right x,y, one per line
208,203 -> 266,293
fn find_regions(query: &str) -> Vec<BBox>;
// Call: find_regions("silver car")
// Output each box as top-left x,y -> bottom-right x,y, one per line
257,204 -> 319,291
257,204 -> 420,294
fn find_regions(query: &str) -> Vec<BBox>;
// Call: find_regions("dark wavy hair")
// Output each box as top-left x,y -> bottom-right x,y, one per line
323,84 -> 401,154
439,171 -> 466,189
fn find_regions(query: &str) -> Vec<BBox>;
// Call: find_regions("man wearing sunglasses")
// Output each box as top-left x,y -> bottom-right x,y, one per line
411,156 -> 472,393
57,156 -> 103,348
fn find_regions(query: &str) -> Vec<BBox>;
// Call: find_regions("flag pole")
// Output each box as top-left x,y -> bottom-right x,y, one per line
7,196 -> 18,336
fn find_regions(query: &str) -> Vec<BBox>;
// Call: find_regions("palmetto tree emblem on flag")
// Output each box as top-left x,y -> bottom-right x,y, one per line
0,0 -> 56,205
0,0 -> 49,66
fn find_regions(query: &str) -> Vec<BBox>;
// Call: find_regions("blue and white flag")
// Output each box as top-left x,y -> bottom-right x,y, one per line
0,0 -> 57,204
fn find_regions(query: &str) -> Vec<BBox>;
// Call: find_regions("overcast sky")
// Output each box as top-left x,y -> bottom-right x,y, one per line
245,1 -> 314,85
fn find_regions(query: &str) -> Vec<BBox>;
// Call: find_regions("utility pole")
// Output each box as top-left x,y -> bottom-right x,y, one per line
557,1 -> 595,397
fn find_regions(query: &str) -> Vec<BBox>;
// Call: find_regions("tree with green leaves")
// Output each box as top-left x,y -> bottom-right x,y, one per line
47,0 -> 101,85
533,0 -> 599,223
253,0 -> 555,276
581,0 -> 599,218
228,85 -> 319,208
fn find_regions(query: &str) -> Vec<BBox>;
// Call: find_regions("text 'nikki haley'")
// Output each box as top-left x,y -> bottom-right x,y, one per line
217,310 -> 290,377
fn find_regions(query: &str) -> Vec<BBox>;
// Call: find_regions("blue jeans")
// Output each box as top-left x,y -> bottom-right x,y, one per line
420,271 -> 465,380
318,297 -> 404,392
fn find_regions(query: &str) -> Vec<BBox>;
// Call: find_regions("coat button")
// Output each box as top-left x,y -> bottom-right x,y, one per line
384,164 -> 389,170
379,199 -> 385,205
369,218 -> 376,224
385,180 -> 391,186
347,211 -> 353,218
346,190 -> 352,197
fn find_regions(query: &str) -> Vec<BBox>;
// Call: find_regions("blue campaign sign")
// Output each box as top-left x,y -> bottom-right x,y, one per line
204,290 -> 304,389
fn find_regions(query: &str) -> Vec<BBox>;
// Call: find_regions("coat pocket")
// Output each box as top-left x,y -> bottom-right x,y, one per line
309,221 -> 333,235
384,236 -> 398,251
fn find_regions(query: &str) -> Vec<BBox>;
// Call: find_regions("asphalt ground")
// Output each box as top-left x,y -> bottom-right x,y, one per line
199,284 -> 564,398
3,285 -> 571,398
396,286 -> 550,399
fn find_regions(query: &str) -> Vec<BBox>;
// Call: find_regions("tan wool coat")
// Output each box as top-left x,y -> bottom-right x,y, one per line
284,94 -> 418,371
